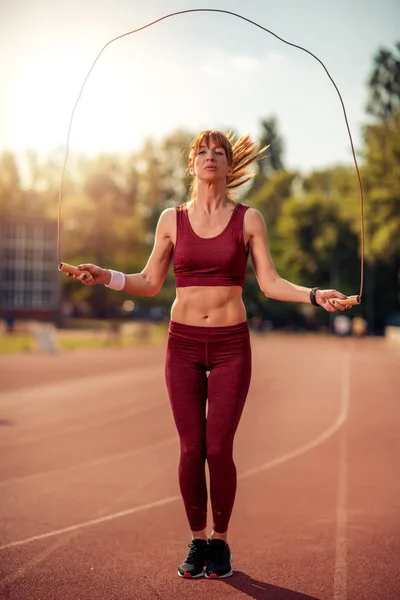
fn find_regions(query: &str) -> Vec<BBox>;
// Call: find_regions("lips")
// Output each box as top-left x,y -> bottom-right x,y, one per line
205,166 -> 217,171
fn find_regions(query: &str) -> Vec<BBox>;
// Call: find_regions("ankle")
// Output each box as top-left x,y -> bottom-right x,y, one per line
191,529 -> 208,542
210,530 -> 228,543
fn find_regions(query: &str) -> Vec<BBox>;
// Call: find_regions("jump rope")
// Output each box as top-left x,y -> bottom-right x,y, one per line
57,8 -> 364,309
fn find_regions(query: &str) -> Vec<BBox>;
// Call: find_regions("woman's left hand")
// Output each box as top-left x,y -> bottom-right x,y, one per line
316,289 -> 348,312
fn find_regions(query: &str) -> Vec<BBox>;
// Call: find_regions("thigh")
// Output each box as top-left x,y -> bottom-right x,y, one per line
165,334 -> 208,439
206,334 -> 252,443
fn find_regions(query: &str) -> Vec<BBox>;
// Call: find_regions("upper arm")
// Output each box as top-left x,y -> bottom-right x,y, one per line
141,208 -> 175,294
245,208 -> 279,292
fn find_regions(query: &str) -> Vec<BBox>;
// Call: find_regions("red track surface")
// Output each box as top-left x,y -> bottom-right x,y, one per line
0,334 -> 399,600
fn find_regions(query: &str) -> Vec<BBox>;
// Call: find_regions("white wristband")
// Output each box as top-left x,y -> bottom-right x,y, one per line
105,270 -> 125,291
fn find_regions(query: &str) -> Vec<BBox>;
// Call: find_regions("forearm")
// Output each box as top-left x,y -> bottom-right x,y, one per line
263,275 -> 312,304
105,270 -> 158,297
126,272 -> 159,296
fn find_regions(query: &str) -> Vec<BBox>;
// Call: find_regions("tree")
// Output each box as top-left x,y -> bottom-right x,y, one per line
367,42 -> 400,120
361,115 -> 400,332
276,192 -> 357,289
0,152 -> 21,213
136,131 -> 193,242
248,170 -> 297,241
257,116 -> 285,177
362,116 -> 400,260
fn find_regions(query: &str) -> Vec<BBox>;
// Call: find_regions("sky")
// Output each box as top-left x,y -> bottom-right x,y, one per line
1,0 -> 399,173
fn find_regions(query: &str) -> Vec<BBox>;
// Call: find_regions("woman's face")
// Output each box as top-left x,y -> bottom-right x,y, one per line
192,137 -> 233,183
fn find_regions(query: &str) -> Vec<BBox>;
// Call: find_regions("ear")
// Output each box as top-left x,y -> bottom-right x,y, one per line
227,166 -> 233,177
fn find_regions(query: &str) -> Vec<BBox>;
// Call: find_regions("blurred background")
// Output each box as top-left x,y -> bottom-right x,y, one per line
0,0 -> 399,351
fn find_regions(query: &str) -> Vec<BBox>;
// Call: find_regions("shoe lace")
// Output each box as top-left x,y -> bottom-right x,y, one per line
207,541 -> 224,566
186,542 -> 205,564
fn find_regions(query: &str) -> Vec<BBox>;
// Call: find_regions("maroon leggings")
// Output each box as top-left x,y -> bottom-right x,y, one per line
165,320 -> 252,533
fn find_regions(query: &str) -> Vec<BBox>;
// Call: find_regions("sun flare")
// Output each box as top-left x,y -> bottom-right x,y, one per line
11,48 -> 152,155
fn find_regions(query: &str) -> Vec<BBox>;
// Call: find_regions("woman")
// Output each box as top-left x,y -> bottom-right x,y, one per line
76,130 -> 348,579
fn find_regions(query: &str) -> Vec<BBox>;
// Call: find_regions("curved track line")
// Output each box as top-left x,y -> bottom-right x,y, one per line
0,370 -> 165,448
241,354 -> 349,479
0,365 -> 163,411
0,496 -> 181,551
0,436 -> 177,487
0,353 -> 350,552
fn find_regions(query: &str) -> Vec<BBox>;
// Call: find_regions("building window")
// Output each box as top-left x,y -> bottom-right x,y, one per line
24,269 -> 34,283
0,219 -> 59,314
44,226 -> 56,242
4,268 -> 17,282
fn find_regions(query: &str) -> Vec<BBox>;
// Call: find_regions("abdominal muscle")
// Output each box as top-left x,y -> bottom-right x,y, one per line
170,286 -> 247,327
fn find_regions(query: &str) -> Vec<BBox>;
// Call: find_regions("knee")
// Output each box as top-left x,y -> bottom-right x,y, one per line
180,440 -> 205,464
206,441 -> 233,463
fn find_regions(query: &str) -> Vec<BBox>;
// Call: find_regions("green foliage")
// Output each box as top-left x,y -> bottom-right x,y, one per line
362,115 -> 400,260
0,152 -> 21,211
258,116 -> 285,175
276,191 -> 356,288
367,42 -> 400,120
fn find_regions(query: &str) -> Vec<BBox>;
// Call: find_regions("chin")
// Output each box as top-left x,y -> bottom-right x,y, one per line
199,173 -> 223,183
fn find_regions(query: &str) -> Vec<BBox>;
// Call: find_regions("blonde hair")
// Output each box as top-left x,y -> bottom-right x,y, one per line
187,130 -> 268,203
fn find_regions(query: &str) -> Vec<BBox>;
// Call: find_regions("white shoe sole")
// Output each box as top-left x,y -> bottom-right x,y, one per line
204,568 -> 233,579
178,569 -> 205,579
204,552 -> 233,579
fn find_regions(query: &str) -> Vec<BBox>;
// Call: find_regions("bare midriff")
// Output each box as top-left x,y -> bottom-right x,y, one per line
170,286 -> 247,327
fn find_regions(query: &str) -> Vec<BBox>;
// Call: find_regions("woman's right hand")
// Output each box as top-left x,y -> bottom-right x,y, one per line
73,264 -> 111,286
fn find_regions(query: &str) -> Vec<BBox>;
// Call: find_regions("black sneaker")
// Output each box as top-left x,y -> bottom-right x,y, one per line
178,539 -> 208,579
205,538 -> 233,579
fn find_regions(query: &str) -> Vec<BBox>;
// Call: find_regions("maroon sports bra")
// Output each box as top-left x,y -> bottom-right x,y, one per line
173,202 -> 249,288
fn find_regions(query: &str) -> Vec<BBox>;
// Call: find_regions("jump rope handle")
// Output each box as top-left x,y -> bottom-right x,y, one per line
329,294 -> 360,309
58,262 -> 93,281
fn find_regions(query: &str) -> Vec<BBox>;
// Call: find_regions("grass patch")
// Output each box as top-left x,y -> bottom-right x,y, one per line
0,335 -> 35,353
0,322 -> 169,354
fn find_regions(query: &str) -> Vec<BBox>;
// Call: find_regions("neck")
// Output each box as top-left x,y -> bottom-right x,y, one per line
193,181 -> 229,213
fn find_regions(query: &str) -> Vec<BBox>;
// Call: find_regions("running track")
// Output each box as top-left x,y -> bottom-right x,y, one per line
0,334 -> 399,600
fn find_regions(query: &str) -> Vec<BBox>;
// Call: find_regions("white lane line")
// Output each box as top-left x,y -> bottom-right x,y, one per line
0,370 -> 165,448
240,353 -> 349,479
0,350 -> 351,553
0,534 -> 78,586
333,356 -> 350,600
0,366 -> 162,411
0,397 -> 165,448
1,483 -> 154,585
0,436 -> 177,487
0,496 -> 181,551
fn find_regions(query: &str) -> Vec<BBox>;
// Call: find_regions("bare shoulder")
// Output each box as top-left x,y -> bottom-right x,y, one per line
244,207 -> 267,234
159,207 -> 176,222
156,207 -> 176,236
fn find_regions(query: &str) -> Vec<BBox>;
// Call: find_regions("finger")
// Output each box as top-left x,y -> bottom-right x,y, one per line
331,290 -> 347,299
322,299 -> 334,313
331,300 -> 351,311
79,266 -> 95,282
326,304 -> 337,313
330,297 -> 359,308
80,273 -> 92,283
